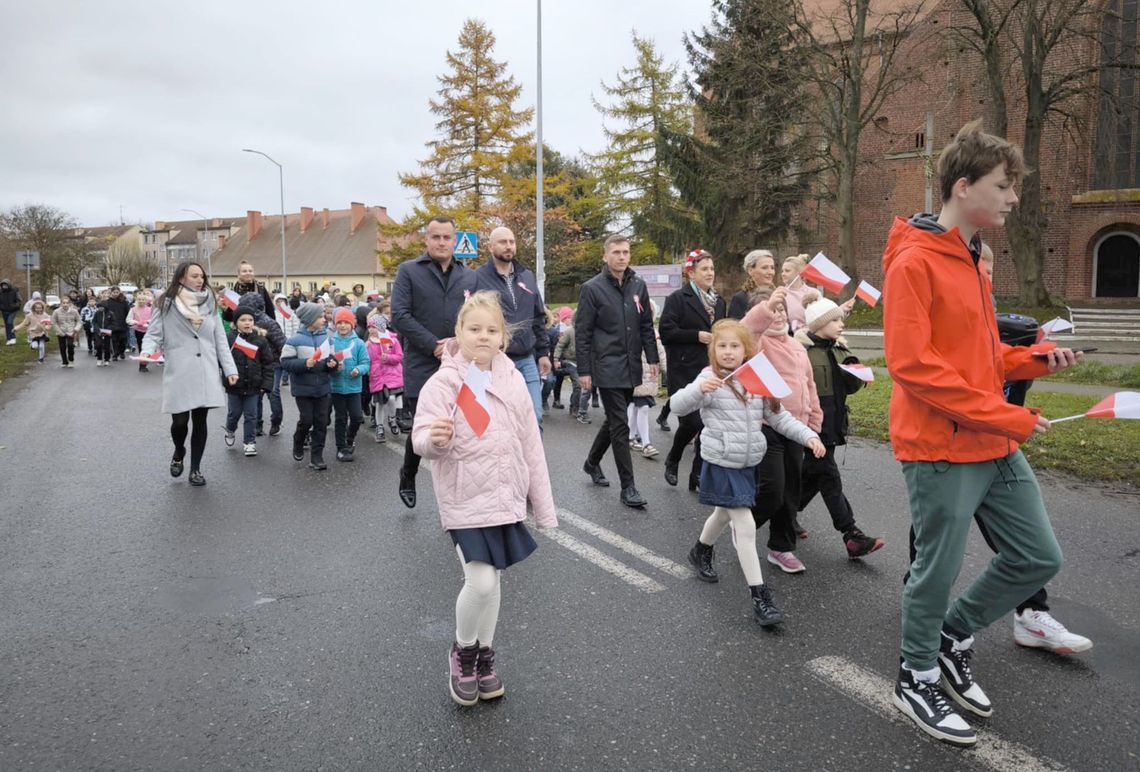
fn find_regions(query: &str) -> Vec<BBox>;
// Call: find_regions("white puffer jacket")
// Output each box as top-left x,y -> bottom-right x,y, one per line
669,368 -> 819,469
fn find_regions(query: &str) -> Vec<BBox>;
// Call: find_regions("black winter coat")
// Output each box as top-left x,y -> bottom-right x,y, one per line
659,283 -> 727,395
224,281 -> 275,323
224,330 -> 276,396
473,261 -> 549,360
103,296 -> 131,331
389,254 -> 476,398
575,268 -> 658,389
0,282 -> 22,313
727,289 -> 750,320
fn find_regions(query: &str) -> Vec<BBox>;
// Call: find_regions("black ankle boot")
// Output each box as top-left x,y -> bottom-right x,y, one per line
688,541 -> 718,583
750,584 -> 785,627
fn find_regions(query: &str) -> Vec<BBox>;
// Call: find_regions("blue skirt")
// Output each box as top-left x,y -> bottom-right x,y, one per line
450,522 -> 538,570
698,463 -> 758,508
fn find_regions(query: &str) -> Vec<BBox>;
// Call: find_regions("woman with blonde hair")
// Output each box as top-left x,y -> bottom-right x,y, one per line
728,250 -> 777,319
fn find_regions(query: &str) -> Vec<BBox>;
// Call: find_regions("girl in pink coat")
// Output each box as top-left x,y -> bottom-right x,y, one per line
412,291 -> 557,709
742,286 -> 824,574
365,316 -> 404,443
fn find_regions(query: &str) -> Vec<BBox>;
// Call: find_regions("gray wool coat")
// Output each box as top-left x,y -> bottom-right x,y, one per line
141,296 -> 238,414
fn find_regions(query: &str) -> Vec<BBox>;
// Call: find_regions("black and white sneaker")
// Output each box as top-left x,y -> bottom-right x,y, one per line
893,663 -> 977,746
938,632 -> 992,717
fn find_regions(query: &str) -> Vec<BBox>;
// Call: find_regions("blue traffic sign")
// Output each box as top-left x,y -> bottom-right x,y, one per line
454,231 -> 478,259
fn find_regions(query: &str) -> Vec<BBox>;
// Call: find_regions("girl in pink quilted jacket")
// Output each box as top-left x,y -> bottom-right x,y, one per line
365,316 -> 403,443
412,291 -> 558,708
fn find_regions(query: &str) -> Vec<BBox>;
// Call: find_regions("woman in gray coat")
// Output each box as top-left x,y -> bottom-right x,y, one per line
142,261 -> 239,486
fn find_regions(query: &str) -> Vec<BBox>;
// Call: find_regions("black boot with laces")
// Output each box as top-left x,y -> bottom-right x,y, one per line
749,584 -> 784,627
688,541 -> 718,583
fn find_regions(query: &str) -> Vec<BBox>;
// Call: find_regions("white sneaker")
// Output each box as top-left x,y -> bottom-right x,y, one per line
629,439 -> 643,450
223,427 -> 236,447
641,444 -> 659,458
1014,609 -> 1092,654
243,443 -> 257,456
5,339 -> 15,345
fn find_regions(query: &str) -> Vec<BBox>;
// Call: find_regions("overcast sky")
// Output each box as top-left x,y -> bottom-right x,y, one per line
0,0 -> 712,228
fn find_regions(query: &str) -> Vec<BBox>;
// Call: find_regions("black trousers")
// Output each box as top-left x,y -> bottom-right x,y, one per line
665,409 -> 703,485
586,387 -> 636,489
56,335 -> 75,365
906,516 -> 1049,613
799,444 -> 856,534
751,426 -> 801,553
401,396 -> 421,477
330,392 -> 363,450
95,333 -> 113,362
111,330 -> 129,359
294,395 -> 331,455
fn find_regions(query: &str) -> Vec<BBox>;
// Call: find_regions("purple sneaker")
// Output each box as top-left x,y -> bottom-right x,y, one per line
767,550 -> 806,574
448,642 -> 479,706
476,646 -> 505,700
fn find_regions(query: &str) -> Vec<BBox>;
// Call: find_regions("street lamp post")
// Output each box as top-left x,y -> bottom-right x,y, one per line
180,208 -> 212,279
242,148 -> 288,293
535,0 -> 545,297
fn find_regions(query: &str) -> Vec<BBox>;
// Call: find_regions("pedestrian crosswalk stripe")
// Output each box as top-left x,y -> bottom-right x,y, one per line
537,527 -> 666,593
558,508 -> 692,579
805,656 -> 1069,772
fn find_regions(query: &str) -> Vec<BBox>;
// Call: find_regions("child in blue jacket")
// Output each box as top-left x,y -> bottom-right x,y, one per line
328,307 -> 371,461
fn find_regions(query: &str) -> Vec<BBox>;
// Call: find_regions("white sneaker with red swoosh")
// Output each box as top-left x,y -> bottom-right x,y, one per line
1014,609 -> 1093,654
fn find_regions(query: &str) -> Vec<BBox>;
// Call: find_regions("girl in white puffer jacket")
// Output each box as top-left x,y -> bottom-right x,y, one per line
670,319 -> 824,627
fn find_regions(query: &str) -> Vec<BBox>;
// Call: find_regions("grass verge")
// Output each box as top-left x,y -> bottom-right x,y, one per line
843,299 -> 1069,329
847,375 -> 1140,485
1040,361 -> 1140,388
0,316 -> 40,391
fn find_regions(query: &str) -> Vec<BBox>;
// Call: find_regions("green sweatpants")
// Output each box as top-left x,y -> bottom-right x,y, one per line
900,450 -> 1062,670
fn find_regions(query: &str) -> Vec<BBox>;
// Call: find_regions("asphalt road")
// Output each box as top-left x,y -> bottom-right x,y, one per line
1,358 -> 1138,771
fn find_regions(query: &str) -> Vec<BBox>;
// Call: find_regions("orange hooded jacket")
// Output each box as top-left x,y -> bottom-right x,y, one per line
882,216 -> 1055,463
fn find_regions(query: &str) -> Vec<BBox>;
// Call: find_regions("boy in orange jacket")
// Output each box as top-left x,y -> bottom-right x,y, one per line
883,121 -> 1081,747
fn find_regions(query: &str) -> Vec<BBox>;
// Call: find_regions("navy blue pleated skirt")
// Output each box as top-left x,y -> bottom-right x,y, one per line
450,522 -> 538,570
698,462 -> 758,508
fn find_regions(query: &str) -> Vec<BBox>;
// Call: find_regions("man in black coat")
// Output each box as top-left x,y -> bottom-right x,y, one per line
224,261 -> 276,323
474,226 -> 551,426
389,215 -> 476,508
659,250 -> 726,491
103,286 -> 132,360
576,235 -> 659,509
0,279 -> 22,344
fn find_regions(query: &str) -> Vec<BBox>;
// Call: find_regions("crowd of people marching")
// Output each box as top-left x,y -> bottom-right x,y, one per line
2,122 -> 1093,749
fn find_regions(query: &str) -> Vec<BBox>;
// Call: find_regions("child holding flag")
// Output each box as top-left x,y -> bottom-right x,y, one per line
366,316 -> 404,443
670,319 -> 824,626
794,296 -> 885,558
280,302 -> 339,471
741,287 -> 823,573
126,293 -> 153,372
883,120 -> 1080,746
13,299 -> 52,363
223,305 -> 275,456
411,291 -> 557,708
328,307 -> 371,462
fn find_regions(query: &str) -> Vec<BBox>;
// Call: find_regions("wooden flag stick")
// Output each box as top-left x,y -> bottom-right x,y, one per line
1048,414 -> 1085,424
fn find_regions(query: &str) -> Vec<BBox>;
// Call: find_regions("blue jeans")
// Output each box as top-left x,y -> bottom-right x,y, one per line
258,366 -> 285,427
513,355 -> 543,427
3,310 -> 16,341
226,393 -> 260,444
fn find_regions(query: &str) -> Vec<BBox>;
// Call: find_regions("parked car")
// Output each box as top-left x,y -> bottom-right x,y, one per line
45,294 -> 61,307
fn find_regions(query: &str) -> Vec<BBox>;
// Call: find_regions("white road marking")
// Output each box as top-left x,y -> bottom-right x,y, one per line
557,508 -> 693,579
805,655 -> 1069,772
537,527 -> 666,593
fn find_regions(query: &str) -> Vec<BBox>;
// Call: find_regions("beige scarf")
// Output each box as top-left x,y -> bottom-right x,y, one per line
175,287 -> 208,330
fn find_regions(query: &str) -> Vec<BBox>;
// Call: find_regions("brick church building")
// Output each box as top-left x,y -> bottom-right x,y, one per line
795,0 -> 1140,300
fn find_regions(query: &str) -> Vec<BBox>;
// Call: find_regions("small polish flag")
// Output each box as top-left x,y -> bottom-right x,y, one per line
799,252 -> 852,295
378,333 -> 394,346
42,318 -> 52,327
277,305 -> 293,320
313,338 -> 333,361
1040,317 -> 1074,337
633,294 -> 643,314
517,281 -> 534,295
232,336 -> 259,360
132,351 -> 164,363
455,364 -> 492,438
855,280 -> 881,307
729,351 -> 792,399
1085,391 -> 1140,420
220,288 -> 241,311
839,363 -> 875,382
333,345 -> 348,361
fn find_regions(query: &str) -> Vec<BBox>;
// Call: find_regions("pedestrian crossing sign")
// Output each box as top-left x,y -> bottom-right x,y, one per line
454,231 -> 478,259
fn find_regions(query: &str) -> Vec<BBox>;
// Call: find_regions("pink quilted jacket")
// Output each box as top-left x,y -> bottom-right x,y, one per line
741,303 -> 824,432
367,334 -> 404,391
412,340 -> 558,531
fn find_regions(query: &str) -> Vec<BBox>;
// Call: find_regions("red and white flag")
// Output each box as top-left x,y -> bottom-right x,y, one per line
1040,317 -> 1074,338
220,288 -> 241,311
378,332 -> 394,346
455,364 -> 492,438
855,280 -> 881,307
277,305 -> 293,320
729,351 -> 792,399
1085,391 -> 1140,420
313,338 -> 333,361
232,336 -> 259,360
131,351 -> 164,363
839,363 -> 875,382
333,345 -> 348,361
799,252 -> 852,295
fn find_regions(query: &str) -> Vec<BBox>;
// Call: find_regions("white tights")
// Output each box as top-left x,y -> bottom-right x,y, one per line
455,545 -> 501,648
374,394 -> 402,424
698,507 -> 765,586
32,338 -> 45,360
627,403 -> 651,446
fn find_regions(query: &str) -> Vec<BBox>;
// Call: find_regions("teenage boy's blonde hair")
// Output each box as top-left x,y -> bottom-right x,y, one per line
456,290 -> 514,350
938,119 -> 1027,203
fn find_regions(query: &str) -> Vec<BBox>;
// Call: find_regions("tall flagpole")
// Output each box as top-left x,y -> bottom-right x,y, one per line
535,0 -> 546,297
